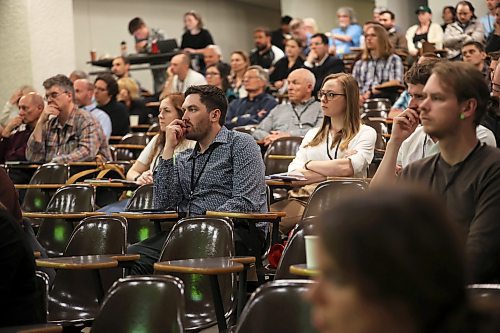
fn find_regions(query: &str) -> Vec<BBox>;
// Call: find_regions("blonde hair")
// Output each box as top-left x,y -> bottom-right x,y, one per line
117,77 -> 140,100
306,73 -> 361,151
362,23 -> 394,60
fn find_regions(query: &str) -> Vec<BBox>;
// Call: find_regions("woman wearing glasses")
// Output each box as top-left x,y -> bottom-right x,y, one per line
288,73 -> 376,180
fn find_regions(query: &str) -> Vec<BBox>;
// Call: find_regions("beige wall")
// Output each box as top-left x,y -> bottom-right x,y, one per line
73,0 -> 281,92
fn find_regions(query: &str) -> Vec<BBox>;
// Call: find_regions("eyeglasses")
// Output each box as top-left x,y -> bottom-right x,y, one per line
44,91 -> 68,101
317,90 -> 346,101
205,72 -> 220,77
492,82 -> 500,93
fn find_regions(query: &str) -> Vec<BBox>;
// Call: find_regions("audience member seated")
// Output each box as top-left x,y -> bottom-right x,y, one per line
74,79 -> 112,139
389,53 -> 438,118
225,65 -> 278,129
271,15 -> 293,51
128,17 -> 165,93
371,62 -> 500,283
442,5 -> 456,32
378,10 -> 409,53
288,73 -> 376,183
127,93 -> 195,185
205,63 -> 230,92
68,69 -> 89,83
203,44 -> 231,75
444,1 -> 484,60
161,52 -> 207,98
26,74 -> 111,163
486,3 -> 500,53
253,68 -> 323,146
95,73 -> 130,136
227,50 -> 250,102
372,6 -> 387,21
352,23 -> 404,104
111,56 -> 143,91
269,37 -> 304,91
0,93 -> 44,165
406,5 -> 444,57
128,85 -> 267,274
290,18 -> 310,56
309,187 -> 500,333
181,10 -> 215,72
390,60 -> 496,173
303,17 -> 319,39
481,0 -> 497,39
117,78 -> 151,124
250,26 -> 285,70
99,94 -> 196,213
328,7 -> 362,57
462,41 -> 491,86
304,33 -> 345,96
0,85 -> 36,130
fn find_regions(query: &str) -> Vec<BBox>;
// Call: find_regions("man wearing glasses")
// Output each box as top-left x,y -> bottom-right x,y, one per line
225,66 -> 277,129
26,74 -> 111,163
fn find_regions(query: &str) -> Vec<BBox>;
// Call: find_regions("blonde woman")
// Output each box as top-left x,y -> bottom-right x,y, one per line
227,50 -> 250,102
288,73 -> 376,181
117,77 -> 150,124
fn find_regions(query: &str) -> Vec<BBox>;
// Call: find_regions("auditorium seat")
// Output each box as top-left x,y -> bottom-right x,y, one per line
91,276 -> 185,333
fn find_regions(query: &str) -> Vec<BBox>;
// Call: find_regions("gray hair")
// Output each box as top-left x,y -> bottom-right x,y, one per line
247,65 -> 269,83
337,7 -> 358,24
207,44 -> 223,56
43,74 -> 75,97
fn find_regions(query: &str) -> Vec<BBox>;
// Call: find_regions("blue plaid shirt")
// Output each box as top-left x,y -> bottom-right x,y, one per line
352,54 -> 404,94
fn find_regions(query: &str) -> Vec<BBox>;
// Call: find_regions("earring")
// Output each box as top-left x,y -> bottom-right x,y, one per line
459,113 -> 465,120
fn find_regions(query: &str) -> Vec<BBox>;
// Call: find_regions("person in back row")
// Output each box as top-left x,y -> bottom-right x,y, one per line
253,68 -> 323,146
26,75 -> 111,163
372,62 -> 500,283
128,85 -> 267,274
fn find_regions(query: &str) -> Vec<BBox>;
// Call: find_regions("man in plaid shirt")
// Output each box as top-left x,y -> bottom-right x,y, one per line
352,23 -> 404,105
26,74 -> 111,163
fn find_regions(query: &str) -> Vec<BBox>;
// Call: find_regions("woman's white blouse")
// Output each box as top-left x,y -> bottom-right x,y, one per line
288,125 -> 377,178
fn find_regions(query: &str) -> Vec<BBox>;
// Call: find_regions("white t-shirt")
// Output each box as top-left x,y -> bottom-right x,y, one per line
288,124 -> 377,178
136,134 -> 196,171
397,125 -> 497,168
172,69 -> 207,93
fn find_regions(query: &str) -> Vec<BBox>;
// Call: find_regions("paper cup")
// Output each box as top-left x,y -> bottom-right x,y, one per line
304,235 -> 319,269
129,115 -> 139,127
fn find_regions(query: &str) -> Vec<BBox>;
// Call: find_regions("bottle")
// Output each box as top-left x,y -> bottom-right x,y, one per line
120,41 -> 127,56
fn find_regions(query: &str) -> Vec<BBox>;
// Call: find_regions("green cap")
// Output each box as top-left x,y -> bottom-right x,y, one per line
415,5 -> 432,14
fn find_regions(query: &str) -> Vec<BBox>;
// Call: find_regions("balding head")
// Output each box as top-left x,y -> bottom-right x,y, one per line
18,93 -> 44,127
204,45 -> 222,67
73,79 -> 95,106
287,68 -> 315,103
170,53 -> 191,78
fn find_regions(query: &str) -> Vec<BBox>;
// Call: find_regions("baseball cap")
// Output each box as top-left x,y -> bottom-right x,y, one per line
415,5 -> 432,14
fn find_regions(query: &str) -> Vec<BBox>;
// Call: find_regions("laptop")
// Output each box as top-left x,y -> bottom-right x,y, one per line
157,39 -> 179,53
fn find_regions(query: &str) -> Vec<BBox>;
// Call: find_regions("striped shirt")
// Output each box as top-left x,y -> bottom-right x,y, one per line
352,54 -> 404,94
26,107 -> 111,163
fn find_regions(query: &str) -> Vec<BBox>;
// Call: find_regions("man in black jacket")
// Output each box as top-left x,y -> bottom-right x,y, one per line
304,33 -> 345,96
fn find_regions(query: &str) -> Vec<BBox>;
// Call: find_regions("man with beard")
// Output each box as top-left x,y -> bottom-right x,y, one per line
249,26 -> 285,69
128,85 -> 267,274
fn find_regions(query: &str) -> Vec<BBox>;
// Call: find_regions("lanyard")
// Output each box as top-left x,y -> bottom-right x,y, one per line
429,141 -> 481,195
187,145 -> 216,212
291,100 -> 315,129
326,132 -> 341,160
